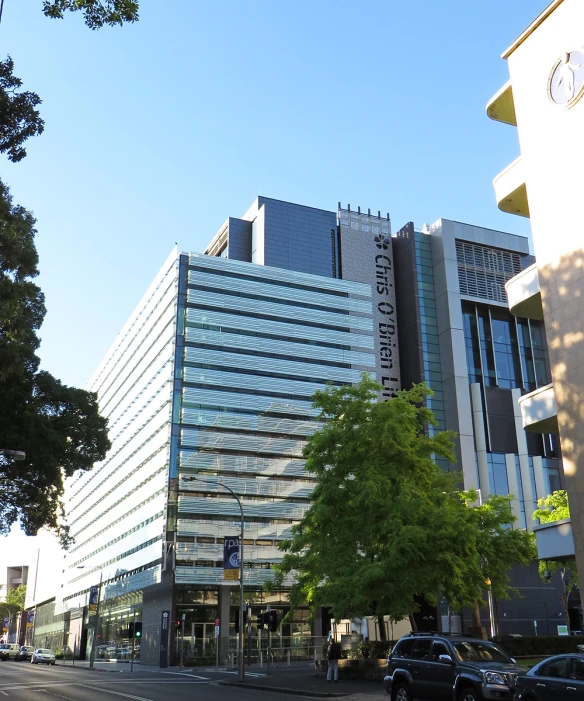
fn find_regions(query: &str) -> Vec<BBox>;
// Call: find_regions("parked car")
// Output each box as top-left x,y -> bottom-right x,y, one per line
0,643 -> 20,661
516,653 -> 584,699
16,646 -> 34,661
384,632 -> 526,700
31,648 -> 56,665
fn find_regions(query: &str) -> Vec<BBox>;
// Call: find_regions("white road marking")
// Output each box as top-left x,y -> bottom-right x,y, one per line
78,685 -> 155,701
1,691 -> 8,696
157,671 -> 209,679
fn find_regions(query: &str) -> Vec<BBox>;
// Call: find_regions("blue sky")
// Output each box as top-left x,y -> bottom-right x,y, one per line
2,0 -> 548,390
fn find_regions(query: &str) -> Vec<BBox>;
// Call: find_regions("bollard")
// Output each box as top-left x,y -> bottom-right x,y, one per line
287,649 -> 291,667
260,651 -> 263,667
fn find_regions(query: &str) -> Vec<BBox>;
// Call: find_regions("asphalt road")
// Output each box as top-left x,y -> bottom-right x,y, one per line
0,662 -> 315,701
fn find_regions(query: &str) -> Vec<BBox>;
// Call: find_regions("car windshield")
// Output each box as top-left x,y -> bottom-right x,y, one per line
39,649 -> 53,654
452,641 -> 511,664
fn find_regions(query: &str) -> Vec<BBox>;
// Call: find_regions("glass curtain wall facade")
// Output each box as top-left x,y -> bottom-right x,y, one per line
60,250 -> 180,657
173,253 -> 375,648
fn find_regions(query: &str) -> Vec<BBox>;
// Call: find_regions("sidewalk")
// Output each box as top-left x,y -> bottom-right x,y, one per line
218,667 -> 387,698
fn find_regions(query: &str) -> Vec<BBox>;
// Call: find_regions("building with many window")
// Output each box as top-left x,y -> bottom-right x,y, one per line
486,0 -> 584,599
32,196 -> 568,661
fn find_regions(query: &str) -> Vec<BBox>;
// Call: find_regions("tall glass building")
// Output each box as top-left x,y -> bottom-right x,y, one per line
40,198 -> 565,659
394,219 -> 564,634
60,234 -> 376,664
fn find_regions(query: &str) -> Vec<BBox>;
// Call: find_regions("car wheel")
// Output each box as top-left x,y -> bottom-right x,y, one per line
393,682 -> 411,701
459,687 -> 480,701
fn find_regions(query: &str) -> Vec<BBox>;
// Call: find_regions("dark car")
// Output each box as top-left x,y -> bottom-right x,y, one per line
16,646 -> 34,661
516,653 -> 584,699
384,633 -> 526,701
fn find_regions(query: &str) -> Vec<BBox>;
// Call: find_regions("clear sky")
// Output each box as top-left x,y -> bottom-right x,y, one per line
1,0 -> 547,393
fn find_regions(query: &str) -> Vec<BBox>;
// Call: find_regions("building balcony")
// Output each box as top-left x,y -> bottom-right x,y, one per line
493,156 -> 530,218
486,80 -> 517,126
505,263 -> 543,320
533,519 -> 575,562
517,383 -> 558,434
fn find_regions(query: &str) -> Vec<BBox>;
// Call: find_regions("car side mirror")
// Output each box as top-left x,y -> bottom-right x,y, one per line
510,658 -> 516,664
438,654 -> 453,665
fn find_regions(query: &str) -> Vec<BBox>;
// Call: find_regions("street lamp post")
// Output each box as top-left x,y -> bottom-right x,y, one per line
183,474 -> 245,682
485,578 -> 496,638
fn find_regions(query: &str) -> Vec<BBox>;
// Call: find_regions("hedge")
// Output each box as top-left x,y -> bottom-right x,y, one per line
495,635 -> 584,658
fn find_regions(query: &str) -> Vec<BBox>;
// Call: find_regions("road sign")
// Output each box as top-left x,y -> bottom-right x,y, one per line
215,617 -> 220,637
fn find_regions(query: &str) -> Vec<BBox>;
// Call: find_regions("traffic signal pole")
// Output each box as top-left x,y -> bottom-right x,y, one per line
267,605 -> 271,676
131,612 -> 136,673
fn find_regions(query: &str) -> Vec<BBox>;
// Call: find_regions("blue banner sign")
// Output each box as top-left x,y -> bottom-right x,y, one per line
89,585 -> 99,612
223,536 -> 239,581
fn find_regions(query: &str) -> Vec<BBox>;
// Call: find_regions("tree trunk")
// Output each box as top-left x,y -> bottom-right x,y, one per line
377,614 -> 387,641
561,567 -> 571,634
409,614 -> 418,632
471,600 -> 481,628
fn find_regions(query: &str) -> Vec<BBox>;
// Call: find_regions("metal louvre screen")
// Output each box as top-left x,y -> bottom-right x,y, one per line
456,240 -> 521,303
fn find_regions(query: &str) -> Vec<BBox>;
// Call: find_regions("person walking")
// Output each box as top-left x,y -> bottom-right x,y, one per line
327,638 -> 342,683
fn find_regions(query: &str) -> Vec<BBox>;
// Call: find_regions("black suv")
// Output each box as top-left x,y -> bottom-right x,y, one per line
384,633 -> 526,701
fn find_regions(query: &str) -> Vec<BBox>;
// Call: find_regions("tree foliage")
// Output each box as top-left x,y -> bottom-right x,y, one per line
269,376 -> 537,630
0,180 -> 110,542
270,377 -> 478,627
0,57 -> 44,163
533,490 -> 576,632
5,585 -> 26,611
466,493 -> 537,602
43,0 -> 139,29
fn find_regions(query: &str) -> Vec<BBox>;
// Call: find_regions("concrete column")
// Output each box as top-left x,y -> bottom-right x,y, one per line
532,455 -> 547,504
511,388 -> 535,531
470,383 -> 490,504
504,453 -> 523,527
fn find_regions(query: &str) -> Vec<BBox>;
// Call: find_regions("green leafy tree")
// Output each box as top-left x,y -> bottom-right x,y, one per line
533,490 -> 576,632
5,585 -> 26,611
43,0 -> 139,29
465,494 -> 537,633
269,376 -> 481,639
0,180 -> 110,542
0,57 -> 44,163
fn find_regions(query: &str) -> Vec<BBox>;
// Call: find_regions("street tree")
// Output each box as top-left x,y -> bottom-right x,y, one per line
533,490 -> 576,632
6,585 -> 26,611
465,494 -> 537,633
0,180 -> 110,543
269,376 -> 482,639
0,57 -> 44,163
43,0 -> 139,29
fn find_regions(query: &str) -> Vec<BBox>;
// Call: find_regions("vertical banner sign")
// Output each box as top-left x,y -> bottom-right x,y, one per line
27,611 -> 34,628
160,610 -> 170,668
2,616 -> 8,633
223,536 -> 239,581
338,206 -> 401,400
88,585 -> 99,613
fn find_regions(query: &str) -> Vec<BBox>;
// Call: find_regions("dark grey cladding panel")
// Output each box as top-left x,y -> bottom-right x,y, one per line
339,208 -> 400,399
393,227 -> 423,389
484,387 -> 518,454
257,197 -> 336,278
227,218 -> 252,262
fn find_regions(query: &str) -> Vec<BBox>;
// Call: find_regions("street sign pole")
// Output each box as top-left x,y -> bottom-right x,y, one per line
215,617 -> 220,669
131,611 -> 137,673
267,604 -> 271,676
180,613 -> 185,671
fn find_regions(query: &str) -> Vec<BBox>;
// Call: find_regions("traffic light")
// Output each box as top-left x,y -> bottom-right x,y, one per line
128,622 -> 135,638
176,619 -> 182,632
267,610 -> 279,632
134,622 -> 142,639
255,612 -> 266,630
